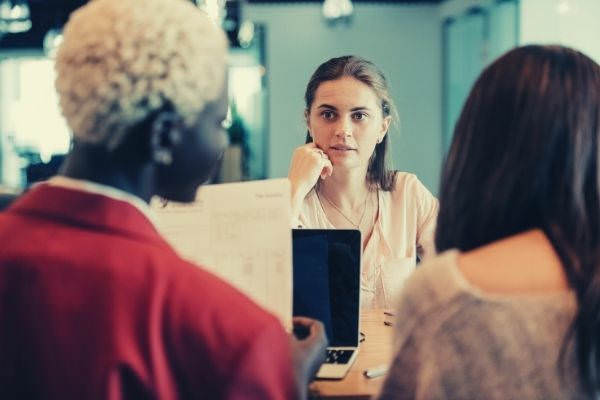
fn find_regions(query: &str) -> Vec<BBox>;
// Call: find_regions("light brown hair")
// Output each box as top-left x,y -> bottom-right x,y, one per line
304,55 -> 398,191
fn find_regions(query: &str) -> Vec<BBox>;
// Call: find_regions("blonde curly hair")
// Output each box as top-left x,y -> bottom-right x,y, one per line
55,0 -> 228,150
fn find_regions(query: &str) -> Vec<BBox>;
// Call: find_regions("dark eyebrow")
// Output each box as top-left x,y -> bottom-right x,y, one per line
317,104 -> 338,110
316,104 -> 372,112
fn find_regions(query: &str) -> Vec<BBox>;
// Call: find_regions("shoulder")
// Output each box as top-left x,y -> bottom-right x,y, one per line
392,250 -> 493,363
390,172 -> 434,200
389,249 -> 581,399
398,247 -> 576,339
114,238 -> 292,390
396,250 -> 466,323
104,240 -> 280,333
384,172 -> 438,220
392,171 -> 419,189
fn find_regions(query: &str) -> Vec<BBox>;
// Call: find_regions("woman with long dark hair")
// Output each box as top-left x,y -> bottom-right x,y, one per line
288,56 -> 438,309
379,45 -> 600,398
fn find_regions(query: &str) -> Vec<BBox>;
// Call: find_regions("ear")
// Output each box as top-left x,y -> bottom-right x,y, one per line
149,111 -> 183,166
304,109 -> 312,138
378,115 -> 391,143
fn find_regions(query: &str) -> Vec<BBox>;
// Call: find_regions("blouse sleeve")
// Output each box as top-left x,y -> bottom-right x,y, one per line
411,176 -> 438,261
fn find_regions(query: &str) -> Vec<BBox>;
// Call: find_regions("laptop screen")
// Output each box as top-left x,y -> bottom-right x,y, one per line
292,229 -> 361,347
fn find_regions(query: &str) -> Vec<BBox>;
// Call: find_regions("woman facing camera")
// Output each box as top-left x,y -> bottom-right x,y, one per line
379,45 -> 600,399
288,56 -> 438,309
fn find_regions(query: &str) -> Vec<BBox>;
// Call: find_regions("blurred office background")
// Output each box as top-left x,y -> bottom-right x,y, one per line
0,0 -> 597,195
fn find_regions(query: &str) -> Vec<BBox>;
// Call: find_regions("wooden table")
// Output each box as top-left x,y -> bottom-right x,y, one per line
309,309 -> 394,399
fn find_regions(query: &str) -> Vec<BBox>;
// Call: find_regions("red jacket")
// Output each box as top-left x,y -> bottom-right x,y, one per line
0,184 -> 295,399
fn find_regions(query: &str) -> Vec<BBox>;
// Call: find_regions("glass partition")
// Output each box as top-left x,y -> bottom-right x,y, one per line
442,0 -> 519,154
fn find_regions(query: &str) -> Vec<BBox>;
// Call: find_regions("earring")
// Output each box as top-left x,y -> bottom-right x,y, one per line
154,150 -> 173,165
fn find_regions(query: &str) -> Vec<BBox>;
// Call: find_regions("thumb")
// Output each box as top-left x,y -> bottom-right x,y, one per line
320,160 -> 333,179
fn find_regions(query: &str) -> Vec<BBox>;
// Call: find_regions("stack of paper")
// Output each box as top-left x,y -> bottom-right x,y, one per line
151,179 -> 292,328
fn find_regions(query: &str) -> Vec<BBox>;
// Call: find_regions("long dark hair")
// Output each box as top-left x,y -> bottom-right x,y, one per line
436,45 -> 600,395
304,55 -> 398,191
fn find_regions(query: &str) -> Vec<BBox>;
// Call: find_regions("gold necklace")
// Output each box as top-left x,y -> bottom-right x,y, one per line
316,188 -> 369,229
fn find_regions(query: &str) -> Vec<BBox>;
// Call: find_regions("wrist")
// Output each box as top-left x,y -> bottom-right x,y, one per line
290,184 -> 309,220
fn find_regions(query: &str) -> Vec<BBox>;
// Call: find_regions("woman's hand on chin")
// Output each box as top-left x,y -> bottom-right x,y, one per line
288,143 -> 333,221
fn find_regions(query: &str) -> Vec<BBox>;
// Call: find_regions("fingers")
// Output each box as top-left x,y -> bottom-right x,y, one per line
320,159 -> 333,179
298,142 -> 330,163
290,317 -> 328,388
292,316 -> 316,341
292,317 -> 327,343
303,142 -> 327,159
312,147 -> 328,162
288,143 -> 333,200
292,316 -> 320,329
291,143 -> 328,165
309,146 -> 333,180
309,320 -> 326,340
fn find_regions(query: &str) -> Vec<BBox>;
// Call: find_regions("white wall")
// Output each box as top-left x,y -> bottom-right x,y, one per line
520,0 -> 600,63
245,3 -> 442,193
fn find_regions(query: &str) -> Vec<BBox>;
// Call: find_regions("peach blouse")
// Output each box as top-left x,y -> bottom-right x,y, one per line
297,172 -> 438,309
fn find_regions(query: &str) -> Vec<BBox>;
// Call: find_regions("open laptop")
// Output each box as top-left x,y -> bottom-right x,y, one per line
292,229 -> 361,380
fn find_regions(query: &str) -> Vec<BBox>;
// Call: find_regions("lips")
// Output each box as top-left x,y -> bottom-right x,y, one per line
329,144 -> 356,151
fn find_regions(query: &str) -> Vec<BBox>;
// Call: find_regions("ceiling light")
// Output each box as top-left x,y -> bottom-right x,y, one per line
322,0 -> 353,25
0,0 -> 31,34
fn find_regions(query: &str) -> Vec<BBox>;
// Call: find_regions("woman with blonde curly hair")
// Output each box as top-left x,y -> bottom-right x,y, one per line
0,0 -> 326,398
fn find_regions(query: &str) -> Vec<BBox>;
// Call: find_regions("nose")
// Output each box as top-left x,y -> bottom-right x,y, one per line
334,116 -> 352,138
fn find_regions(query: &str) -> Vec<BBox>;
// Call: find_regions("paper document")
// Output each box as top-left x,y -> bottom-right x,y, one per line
151,179 -> 292,328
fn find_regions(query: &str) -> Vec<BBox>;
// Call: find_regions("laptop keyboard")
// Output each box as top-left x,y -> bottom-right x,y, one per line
325,349 -> 355,364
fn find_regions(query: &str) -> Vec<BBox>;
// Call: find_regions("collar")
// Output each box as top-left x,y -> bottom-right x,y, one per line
8,181 -> 169,250
46,176 -> 158,228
